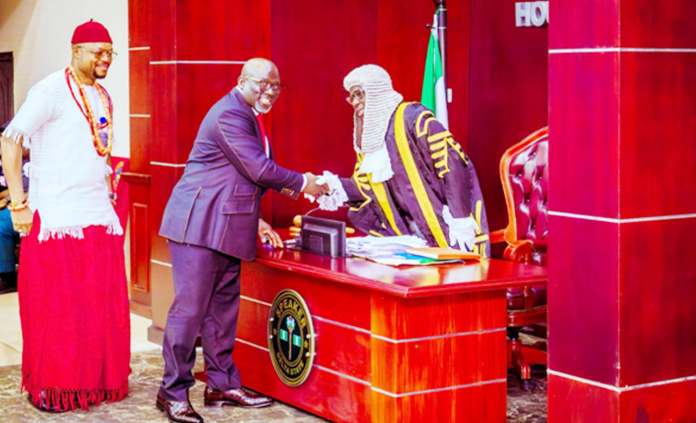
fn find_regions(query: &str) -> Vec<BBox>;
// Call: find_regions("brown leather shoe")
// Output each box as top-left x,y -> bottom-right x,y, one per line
156,394 -> 204,423
204,386 -> 273,408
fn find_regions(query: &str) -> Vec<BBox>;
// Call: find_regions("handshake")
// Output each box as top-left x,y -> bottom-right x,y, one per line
301,171 -> 348,211
301,172 -> 330,198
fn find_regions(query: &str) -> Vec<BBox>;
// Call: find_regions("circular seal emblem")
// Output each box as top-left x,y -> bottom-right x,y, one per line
267,290 -> 315,386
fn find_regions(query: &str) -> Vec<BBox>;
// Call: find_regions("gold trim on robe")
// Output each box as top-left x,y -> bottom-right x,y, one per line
393,103 -> 448,248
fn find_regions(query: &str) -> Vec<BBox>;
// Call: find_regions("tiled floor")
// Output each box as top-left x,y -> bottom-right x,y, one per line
0,292 -> 547,422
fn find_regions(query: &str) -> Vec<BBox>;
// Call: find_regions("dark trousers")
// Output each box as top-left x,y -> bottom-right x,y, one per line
159,241 -> 242,401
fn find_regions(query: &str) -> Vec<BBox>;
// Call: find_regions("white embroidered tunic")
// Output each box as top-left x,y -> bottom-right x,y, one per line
2,69 -> 122,241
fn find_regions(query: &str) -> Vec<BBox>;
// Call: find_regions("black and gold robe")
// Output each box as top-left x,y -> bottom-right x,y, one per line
340,102 -> 490,257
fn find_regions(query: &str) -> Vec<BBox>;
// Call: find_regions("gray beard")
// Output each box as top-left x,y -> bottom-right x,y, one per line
255,101 -> 272,114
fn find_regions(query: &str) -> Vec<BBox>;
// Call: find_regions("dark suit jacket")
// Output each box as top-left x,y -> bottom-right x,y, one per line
159,89 -> 304,260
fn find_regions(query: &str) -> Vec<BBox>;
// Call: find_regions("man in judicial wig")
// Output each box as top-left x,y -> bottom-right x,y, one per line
313,64 -> 491,257
156,58 -> 329,423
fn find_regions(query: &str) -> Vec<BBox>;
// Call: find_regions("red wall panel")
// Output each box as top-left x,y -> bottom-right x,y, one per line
175,64 -> 244,163
619,52 -> 696,218
176,0 -> 271,61
376,1 -> 471,148
468,0 -> 548,232
269,0 -> 379,227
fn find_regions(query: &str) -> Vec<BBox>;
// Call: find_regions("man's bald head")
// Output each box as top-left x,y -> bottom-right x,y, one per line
237,58 -> 282,113
240,58 -> 278,79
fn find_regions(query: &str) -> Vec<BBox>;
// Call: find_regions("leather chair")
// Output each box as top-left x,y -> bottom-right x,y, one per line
490,127 -> 548,390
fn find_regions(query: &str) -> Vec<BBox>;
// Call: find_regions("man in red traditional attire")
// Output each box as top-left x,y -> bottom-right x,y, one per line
0,20 -> 130,413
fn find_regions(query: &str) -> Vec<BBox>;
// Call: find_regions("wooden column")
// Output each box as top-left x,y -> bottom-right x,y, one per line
547,1 -> 696,421
140,0 -> 272,340
127,0 -> 154,317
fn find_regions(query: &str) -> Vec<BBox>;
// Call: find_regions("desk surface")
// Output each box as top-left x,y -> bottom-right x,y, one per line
253,233 -> 547,298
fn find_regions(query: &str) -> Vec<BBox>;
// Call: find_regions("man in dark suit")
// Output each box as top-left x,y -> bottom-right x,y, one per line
156,58 -> 328,423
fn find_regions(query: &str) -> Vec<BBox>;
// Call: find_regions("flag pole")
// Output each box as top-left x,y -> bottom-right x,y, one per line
434,0 -> 447,92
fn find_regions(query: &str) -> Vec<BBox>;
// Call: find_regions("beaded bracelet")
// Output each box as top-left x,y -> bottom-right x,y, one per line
8,200 -> 29,212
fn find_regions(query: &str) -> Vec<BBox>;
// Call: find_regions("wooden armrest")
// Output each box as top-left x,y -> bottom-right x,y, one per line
503,240 -> 533,264
490,229 -> 506,244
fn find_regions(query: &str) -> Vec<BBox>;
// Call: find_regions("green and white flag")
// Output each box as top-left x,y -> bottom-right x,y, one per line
421,12 -> 449,129
292,334 -> 302,348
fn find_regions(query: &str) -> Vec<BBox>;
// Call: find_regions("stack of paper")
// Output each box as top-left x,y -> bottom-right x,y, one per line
346,236 -> 465,266
406,247 -> 480,260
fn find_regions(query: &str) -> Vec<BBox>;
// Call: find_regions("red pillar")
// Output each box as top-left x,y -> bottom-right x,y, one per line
547,1 -> 696,421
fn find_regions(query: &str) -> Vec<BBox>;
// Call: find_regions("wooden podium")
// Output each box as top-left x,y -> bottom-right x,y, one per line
224,242 -> 547,422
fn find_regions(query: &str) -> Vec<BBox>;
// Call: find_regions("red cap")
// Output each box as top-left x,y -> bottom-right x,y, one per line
71,19 -> 112,44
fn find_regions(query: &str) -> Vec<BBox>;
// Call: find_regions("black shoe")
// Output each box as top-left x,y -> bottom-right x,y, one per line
156,394 -> 204,423
0,272 -> 16,294
27,393 -> 66,413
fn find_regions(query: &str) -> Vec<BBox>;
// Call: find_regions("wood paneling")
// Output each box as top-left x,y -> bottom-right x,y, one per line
174,64 -> 244,163
620,1 -> 696,48
548,52 -> 620,218
128,50 -> 151,115
547,215 -> 620,386
242,261 -> 372,329
548,373 -> 619,423
148,0 -> 176,62
176,0 -> 271,60
148,64 -> 178,164
231,255 -> 531,422
130,203 -> 150,293
235,343 -> 371,423
123,172 -> 151,313
269,0 -> 379,227
619,52 -> 696,218
371,332 -> 505,393
238,298 -> 372,382
128,0 -> 150,47
619,378 -> 696,422
468,0 -> 548,232
370,291 -> 505,339
149,165 -> 184,263
150,259 -> 173,331
548,2 -> 619,50
372,381 -> 506,423
549,373 -> 696,423
619,218 -> 696,386
252,241 -> 547,298
129,117 -> 151,173
374,1 -> 471,148
548,1 -> 696,421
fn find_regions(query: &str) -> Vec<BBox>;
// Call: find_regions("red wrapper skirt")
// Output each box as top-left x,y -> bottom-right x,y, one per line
18,212 -> 130,411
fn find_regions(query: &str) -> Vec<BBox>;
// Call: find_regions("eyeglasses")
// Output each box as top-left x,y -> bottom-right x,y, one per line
245,76 -> 284,93
349,88 -> 365,102
78,47 -> 117,60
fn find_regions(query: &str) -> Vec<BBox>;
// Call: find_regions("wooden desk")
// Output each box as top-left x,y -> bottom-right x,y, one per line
228,242 -> 547,422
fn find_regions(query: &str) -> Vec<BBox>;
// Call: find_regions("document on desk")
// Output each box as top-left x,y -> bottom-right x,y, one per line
346,236 -> 461,266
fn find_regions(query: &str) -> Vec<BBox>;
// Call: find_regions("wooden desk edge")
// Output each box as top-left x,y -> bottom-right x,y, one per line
252,255 -> 547,299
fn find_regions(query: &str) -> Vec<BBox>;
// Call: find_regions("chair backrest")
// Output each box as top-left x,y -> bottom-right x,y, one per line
500,127 -> 548,266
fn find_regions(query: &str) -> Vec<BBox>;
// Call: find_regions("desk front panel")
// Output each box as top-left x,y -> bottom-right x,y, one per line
234,261 -> 507,422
